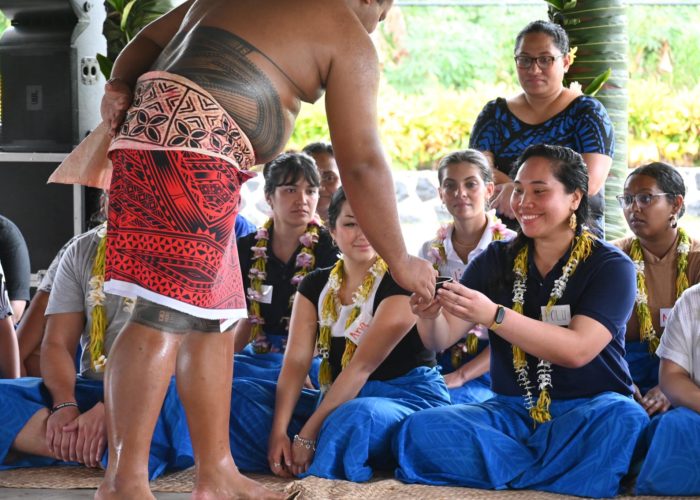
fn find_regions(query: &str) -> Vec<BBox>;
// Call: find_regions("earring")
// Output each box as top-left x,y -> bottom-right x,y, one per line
670,214 -> 678,229
569,212 -> 577,231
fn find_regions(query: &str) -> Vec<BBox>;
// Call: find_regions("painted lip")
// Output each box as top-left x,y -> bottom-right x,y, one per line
452,202 -> 473,209
629,218 -> 646,226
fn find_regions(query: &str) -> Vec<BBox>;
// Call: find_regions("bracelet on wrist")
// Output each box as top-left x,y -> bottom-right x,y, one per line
50,402 -> 79,415
293,434 -> 316,451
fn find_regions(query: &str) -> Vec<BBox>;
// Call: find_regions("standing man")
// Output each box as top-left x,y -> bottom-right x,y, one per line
96,1 -> 435,499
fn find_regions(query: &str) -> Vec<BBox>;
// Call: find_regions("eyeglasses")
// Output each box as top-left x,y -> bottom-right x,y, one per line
616,193 -> 671,209
514,55 -> 563,70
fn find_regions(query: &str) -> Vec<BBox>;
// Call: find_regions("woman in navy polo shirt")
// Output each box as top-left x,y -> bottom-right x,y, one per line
394,144 -> 649,498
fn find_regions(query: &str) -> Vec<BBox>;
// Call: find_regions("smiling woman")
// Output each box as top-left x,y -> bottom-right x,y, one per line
394,144 -> 648,498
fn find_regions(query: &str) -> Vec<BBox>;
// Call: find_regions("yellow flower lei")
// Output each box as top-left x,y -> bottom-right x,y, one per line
429,213 -> 507,357
317,256 -> 388,393
511,230 -> 595,424
87,223 -> 135,373
247,219 -> 321,352
629,227 -> 690,354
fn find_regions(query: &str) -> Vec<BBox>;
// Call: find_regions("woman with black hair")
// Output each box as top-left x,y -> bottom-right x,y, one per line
613,162 -> 700,417
233,152 -> 338,382
470,20 -> 614,235
229,187 -> 448,480
395,144 -> 647,498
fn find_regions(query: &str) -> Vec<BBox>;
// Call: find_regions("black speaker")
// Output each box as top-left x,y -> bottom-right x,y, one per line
0,159 -> 77,274
0,0 -> 106,152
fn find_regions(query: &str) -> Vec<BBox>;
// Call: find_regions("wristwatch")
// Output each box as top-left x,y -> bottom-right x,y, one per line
489,304 -> 506,331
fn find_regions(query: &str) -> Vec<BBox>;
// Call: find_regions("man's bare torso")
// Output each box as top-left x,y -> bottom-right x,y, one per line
152,0 -> 363,163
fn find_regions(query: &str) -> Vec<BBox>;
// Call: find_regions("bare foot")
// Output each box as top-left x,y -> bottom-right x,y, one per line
95,481 -> 156,500
192,469 -> 285,500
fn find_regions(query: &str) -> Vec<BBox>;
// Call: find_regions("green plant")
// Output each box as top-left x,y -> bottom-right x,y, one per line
97,0 -> 175,79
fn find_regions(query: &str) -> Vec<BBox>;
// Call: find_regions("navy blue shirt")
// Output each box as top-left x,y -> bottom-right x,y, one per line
462,239 -> 635,399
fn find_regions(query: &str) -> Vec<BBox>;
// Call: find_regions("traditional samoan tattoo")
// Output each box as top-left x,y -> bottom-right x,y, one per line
157,26 -> 291,161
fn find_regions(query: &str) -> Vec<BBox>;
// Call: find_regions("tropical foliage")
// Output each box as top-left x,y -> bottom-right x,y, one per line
98,0 -> 175,78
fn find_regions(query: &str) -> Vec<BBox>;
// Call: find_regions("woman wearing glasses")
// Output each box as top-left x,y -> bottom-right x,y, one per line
613,163 -> 700,417
470,20 -> 614,236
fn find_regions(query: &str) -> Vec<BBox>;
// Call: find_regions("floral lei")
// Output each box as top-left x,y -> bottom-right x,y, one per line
511,229 -> 595,424
86,223 -> 135,373
317,256 -> 388,394
247,218 -> 320,352
630,227 -> 690,354
428,212 -> 508,358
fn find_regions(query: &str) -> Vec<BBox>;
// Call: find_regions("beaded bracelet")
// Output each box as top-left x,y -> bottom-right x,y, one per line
293,434 -> 316,451
50,402 -> 79,414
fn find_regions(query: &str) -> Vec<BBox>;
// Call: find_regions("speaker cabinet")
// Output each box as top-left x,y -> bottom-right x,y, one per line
0,0 -> 106,152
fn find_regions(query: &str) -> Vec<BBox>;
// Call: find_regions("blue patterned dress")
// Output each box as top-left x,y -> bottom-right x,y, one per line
469,96 -> 614,233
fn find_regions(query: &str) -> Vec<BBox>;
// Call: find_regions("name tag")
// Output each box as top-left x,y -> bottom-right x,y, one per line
259,285 -> 273,304
541,305 -> 571,326
345,320 -> 370,346
660,308 -> 672,328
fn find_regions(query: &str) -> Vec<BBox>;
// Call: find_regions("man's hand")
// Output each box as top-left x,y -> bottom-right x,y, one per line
45,405 -> 80,462
100,78 -> 133,137
391,255 -> 436,302
63,402 -> 107,468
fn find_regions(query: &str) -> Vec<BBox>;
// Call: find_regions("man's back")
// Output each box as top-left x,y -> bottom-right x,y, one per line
152,0 -> 378,163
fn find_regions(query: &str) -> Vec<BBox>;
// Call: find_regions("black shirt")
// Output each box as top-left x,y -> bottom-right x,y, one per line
237,225 -> 338,336
298,267 -> 436,381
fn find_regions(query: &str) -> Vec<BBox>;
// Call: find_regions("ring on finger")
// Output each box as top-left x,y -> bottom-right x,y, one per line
273,462 -> 281,468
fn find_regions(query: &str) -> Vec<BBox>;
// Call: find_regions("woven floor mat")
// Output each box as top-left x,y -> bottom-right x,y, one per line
0,467 -> 690,499
0,467 -> 291,493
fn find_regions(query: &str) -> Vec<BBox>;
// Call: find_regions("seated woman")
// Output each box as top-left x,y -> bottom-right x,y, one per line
0,223 -> 190,479
613,162 -> 700,417
233,152 -> 338,383
636,282 -> 700,495
470,20 -> 614,236
0,262 -> 20,378
230,187 -> 449,481
419,149 -> 515,404
395,144 -> 648,498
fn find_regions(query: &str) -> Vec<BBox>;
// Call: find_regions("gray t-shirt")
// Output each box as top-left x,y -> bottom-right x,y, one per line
45,224 -> 135,380
38,232 -> 83,294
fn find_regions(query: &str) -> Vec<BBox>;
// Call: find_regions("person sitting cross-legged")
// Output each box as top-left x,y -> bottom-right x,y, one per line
0,223 -> 190,479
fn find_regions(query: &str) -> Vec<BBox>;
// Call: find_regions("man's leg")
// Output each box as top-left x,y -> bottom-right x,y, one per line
176,330 -> 282,500
10,408 -> 51,458
96,321 -> 182,500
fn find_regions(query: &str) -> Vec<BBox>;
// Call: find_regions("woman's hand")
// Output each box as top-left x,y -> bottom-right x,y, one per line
268,431 -> 294,478
436,282 -> 496,326
290,434 -> 316,476
640,385 -> 672,416
491,182 -> 515,219
409,293 -> 442,319
443,369 -> 467,389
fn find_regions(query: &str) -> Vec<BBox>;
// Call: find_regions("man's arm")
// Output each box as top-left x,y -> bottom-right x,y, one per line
324,35 -> 435,300
41,312 -> 85,461
0,316 -> 19,378
16,290 -> 50,377
659,359 -> 700,414
102,0 -> 194,135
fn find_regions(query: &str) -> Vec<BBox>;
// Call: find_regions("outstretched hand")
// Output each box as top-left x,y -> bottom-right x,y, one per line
100,78 -> 133,137
391,255 -> 436,302
436,281 -> 496,326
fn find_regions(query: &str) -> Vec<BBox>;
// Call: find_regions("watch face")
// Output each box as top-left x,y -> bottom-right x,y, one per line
495,305 -> 506,324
